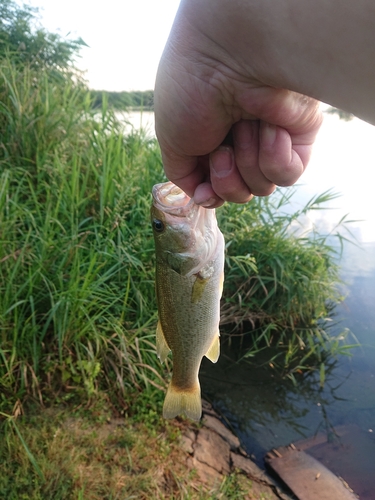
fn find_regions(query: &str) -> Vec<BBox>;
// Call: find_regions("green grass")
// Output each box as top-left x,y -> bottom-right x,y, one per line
0,394 -> 274,500
0,5 -> 357,497
0,57 -> 167,413
218,189 -> 356,381
0,54 -> 355,412
0,51 -> 357,498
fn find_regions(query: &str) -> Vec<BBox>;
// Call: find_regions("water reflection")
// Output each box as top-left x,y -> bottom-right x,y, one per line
119,110 -> 155,138
202,351 -> 351,462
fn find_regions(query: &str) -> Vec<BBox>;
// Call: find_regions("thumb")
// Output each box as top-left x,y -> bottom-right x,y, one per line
160,147 -> 209,199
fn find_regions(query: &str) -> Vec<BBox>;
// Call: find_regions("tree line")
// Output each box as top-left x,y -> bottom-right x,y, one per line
0,0 -> 153,111
0,0 -> 85,71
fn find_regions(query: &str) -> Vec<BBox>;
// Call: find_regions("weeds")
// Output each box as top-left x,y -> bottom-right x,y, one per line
0,56 -> 167,414
0,51 -> 354,414
0,398 -> 279,499
0,28 -> 359,500
219,191 -> 354,378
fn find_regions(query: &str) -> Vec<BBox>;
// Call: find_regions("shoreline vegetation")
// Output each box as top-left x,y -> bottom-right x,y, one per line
90,89 -> 154,112
90,89 -> 350,118
0,1 -> 356,497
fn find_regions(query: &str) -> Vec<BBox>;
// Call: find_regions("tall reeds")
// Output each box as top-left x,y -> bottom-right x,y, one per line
0,58 -> 165,412
0,55 -> 353,414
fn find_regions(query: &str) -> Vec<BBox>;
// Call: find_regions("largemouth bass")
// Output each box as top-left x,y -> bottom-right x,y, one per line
151,181 -> 225,421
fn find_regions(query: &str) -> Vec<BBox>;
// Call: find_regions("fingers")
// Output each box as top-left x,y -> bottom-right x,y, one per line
166,118 -> 317,208
209,147 -> 253,203
201,119 -> 310,205
259,122 -> 307,187
155,65 -> 322,207
191,148 -> 254,208
232,120 -> 275,196
193,182 -> 225,208
160,148 -> 207,199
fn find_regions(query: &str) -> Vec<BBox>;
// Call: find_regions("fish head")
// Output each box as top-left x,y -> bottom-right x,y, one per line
151,181 -> 220,277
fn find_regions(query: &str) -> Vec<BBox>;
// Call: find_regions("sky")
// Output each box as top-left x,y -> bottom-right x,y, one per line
23,0 -> 181,91
295,113 -> 375,244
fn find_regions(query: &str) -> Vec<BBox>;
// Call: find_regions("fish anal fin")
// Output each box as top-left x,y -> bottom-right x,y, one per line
156,320 -> 170,363
191,275 -> 209,304
205,333 -> 220,363
163,382 -> 202,421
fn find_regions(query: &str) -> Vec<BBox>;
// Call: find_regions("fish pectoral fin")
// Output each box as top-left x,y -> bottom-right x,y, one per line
205,333 -> 220,363
163,381 -> 202,421
191,274 -> 209,304
156,320 -> 170,363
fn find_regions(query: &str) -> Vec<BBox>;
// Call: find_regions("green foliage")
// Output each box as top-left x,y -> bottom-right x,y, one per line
0,50 -> 353,412
0,3 -> 356,497
219,188 -> 353,377
0,19 -> 353,417
0,400 -> 274,500
0,0 -> 85,70
0,403 -> 165,500
325,106 -> 354,121
0,56 -> 165,413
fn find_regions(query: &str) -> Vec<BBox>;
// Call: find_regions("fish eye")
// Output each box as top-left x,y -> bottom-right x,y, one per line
153,218 -> 165,232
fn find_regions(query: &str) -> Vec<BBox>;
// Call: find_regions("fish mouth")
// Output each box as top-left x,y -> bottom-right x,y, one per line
151,181 -> 221,276
152,182 -> 195,217
152,181 -> 215,234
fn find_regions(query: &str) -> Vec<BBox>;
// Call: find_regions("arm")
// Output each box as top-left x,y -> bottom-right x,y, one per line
154,0 -> 375,206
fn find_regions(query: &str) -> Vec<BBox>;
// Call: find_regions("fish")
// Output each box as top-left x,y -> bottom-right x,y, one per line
151,181 -> 225,421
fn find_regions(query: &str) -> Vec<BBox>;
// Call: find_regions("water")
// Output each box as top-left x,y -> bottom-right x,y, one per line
200,242 -> 375,449
199,242 -> 375,498
119,110 -> 155,138
129,109 -> 375,496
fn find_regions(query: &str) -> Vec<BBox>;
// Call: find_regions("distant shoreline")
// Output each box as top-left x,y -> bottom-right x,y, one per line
126,106 -> 153,112
90,89 -> 154,112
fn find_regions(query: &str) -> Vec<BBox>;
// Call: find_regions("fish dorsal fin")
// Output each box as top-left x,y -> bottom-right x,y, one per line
205,333 -> 220,363
191,275 -> 209,304
156,320 -> 170,363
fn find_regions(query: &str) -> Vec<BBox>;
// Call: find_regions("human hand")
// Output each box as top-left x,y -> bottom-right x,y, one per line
154,0 -> 323,208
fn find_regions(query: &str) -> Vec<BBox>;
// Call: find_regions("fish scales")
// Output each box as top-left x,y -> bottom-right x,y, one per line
156,255 -> 222,388
151,181 -> 224,421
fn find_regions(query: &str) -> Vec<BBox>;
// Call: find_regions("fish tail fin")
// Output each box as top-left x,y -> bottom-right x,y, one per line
163,381 -> 202,421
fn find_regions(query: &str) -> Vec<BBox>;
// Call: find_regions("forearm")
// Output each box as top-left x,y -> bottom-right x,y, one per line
176,0 -> 375,124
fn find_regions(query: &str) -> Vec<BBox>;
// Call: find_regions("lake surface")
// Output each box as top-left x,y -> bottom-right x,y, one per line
119,110 -> 155,138
128,109 -> 375,497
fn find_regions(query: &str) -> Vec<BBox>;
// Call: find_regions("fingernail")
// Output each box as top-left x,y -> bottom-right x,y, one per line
262,124 -> 277,147
198,197 -> 217,208
210,146 -> 233,176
